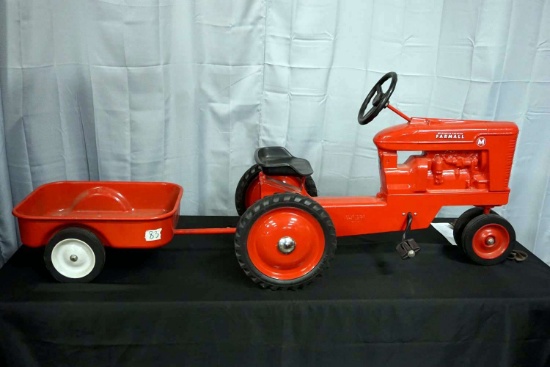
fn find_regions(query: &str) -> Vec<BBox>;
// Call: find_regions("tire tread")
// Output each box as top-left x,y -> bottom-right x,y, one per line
234,193 -> 336,290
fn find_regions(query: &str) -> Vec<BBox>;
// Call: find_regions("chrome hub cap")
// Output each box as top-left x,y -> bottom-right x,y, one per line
277,236 -> 296,254
485,237 -> 496,246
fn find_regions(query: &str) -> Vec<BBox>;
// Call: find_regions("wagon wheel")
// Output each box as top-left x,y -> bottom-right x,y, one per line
461,214 -> 515,265
44,227 -> 106,283
235,193 -> 337,289
234,164 -> 318,215
453,207 -> 496,250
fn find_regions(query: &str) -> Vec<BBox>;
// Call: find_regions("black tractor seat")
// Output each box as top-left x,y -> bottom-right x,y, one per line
254,146 -> 313,176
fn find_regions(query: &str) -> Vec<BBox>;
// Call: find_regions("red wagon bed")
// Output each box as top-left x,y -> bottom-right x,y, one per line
13,181 -> 183,249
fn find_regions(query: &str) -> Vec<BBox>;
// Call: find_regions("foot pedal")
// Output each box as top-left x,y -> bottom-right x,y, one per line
396,212 -> 420,259
396,239 -> 420,259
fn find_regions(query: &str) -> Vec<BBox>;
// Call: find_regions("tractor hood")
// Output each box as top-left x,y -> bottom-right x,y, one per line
373,117 -> 518,151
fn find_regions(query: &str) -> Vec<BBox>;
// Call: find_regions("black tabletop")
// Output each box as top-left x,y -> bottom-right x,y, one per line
1,216 -> 550,367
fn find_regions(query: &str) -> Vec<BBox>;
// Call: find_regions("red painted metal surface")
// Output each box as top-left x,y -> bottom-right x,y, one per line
472,223 -> 510,259
374,117 -> 518,193
387,103 -> 411,122
247,173 -> 308,206
247,207 -> 325,280
258,173 -> 308,197
314,192 -> 509,237
252,106 -> 519,238
13,181 -> 183,249
173,228 -> 236,235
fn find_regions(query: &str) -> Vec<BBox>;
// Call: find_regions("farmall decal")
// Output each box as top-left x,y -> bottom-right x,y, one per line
435,132 -> 464,139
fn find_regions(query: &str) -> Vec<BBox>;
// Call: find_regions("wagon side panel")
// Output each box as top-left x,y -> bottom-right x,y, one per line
80,218 -> 176,249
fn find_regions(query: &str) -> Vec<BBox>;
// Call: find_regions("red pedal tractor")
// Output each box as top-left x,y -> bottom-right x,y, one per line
234,72 -> 519,289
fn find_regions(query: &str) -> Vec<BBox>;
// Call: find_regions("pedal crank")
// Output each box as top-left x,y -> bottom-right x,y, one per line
396,212 -> 420,259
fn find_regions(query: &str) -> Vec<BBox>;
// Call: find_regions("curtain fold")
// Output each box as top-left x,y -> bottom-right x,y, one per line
0,86 -> 18,266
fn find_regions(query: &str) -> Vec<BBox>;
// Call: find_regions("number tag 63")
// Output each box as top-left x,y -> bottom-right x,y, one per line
145,228 -> 162,241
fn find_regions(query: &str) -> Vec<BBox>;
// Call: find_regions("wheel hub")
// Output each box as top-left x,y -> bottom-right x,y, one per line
51,238 -> 96,279
246,207 -> 327,281
278,236 -> 296,254
472,223 -> 510,260
485,237 -> 495,246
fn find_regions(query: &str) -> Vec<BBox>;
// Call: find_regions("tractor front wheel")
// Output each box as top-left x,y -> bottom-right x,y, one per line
461,214 -> 515,265
235,193 -> 336,289
453,207 -> 496,251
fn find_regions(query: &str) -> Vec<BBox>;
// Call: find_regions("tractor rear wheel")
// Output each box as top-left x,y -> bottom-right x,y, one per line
234,164 -> 317,215
461,214 -> 515,265
235,193 -> 336,289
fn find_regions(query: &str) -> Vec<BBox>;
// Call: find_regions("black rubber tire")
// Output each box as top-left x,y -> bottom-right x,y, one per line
44,227 -> 106,283
234,164 -> 318,215
461,214 -> 515,265
453,207 -> 484,249
235,193 -> 337,290
453,207 -> 496,250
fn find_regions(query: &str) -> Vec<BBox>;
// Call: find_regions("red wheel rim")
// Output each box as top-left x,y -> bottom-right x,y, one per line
244,177 -> 261,209
247,208 -> 325,280
472,223 -> 510,259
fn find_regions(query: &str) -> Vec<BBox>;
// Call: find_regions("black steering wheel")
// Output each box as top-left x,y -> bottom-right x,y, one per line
357,72 -> 398,125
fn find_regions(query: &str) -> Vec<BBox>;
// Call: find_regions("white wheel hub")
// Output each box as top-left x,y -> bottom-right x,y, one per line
51,238 -> 96,279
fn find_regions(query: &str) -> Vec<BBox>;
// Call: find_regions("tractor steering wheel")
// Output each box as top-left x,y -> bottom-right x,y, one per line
357,72 -> 398,125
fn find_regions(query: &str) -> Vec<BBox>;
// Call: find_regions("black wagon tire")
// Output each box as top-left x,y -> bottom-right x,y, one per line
461,214 -> 515,265
44,227 -> 106,283
235,193 -> 337,290
234,164 -> 318,215
453,207 -> 496,250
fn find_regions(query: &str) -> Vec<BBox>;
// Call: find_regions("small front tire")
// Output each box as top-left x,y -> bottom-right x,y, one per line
44,227 -> 106,283
453,207 -> 496,250
461,214 -> 515,265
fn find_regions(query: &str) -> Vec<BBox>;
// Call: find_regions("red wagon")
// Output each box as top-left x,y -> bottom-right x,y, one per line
12,181 -> 233,282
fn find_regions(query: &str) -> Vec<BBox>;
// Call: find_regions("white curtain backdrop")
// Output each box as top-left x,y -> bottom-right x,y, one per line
1,0 -> 549,266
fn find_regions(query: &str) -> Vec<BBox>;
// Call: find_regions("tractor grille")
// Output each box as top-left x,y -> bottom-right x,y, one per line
504,137 -> 518,186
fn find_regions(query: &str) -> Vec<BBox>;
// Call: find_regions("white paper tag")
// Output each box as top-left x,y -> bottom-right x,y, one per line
431,222 -> 456,246
145,228 -> 162,241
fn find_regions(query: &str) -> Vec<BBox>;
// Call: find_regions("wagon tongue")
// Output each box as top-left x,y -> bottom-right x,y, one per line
395,212 -> 421,259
